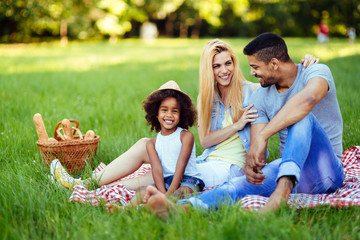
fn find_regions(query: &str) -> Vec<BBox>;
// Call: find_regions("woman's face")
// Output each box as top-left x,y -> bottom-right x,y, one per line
212,51 -> 234,88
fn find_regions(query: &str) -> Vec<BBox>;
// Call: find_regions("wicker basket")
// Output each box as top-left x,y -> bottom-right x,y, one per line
37,119 -> 100,174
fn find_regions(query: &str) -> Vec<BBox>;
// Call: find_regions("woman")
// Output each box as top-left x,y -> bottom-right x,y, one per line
51,40 -> 318,190
194,39 -> 259,187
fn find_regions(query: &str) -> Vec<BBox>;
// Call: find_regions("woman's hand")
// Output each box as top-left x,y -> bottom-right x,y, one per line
233,104 -> 258,131
301,54 -> 320,70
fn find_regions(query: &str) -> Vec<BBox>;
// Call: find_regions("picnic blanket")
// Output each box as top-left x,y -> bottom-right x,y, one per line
69,146 -> 360,210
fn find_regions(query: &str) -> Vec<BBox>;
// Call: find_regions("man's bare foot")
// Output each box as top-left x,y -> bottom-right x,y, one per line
259,176 -> 294,214
106,203 -> 124,213
145,185 -> 174,219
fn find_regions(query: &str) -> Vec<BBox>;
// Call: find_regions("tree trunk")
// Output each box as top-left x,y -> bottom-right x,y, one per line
60,20 -> 68,46
191,14 -> 202,39
165,13 -> 176,37
180,22 -> 188,38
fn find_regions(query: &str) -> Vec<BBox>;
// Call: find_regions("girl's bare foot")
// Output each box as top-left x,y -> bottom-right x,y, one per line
143,185 -> 160,203
145,185 -> 174,219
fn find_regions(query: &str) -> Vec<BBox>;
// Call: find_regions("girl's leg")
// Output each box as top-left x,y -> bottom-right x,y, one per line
93,138 -> 152,186
106,171 -> 153,190
173,186 -> 193,199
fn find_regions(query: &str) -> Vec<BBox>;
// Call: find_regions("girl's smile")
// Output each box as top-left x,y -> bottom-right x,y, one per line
157,97 -> 180,135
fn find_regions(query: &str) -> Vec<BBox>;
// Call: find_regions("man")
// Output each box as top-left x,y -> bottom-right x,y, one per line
242,32 -> 343,212
143,33 -> 344,216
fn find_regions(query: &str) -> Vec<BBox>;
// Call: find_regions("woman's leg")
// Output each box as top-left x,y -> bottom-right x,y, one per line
196,160 -> 234,188
93,138 -> 152,186
51,138 -> 153,190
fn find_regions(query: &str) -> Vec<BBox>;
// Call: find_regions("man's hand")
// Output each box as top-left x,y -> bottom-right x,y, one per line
246,134 -> 267,169
244,164 -> 266,184
246,123 -> 268,184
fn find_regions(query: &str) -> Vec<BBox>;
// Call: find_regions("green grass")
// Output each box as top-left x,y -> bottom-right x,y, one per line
1,38 -> 360,239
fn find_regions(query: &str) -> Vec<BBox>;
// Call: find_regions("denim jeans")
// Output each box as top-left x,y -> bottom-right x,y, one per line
179,114 -> 345,210
164,175 -> 205,192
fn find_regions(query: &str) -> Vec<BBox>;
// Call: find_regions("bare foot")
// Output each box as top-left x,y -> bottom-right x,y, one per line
143,185 -> 160,203
145,185 -> 174,219
106,203 -> 124,213
259,176 -> 294,214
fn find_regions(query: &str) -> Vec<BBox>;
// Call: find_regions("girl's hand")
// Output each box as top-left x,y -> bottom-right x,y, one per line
233,104 -> 258,131
301,54 -> 320,70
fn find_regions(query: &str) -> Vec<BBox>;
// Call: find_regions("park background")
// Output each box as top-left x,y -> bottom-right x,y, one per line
1,0 -> 359,42
1,0 -> 360,239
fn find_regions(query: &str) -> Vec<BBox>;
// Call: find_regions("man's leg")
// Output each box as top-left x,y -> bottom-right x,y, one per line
179,160 -> 281,210
278,113 -> 344,194
262,113 -> 344,212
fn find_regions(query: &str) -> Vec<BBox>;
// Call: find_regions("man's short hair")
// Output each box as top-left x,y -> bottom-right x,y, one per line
243,32 -> 290,63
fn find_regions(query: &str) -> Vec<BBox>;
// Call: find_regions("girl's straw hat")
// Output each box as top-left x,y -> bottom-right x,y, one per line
149,80 -> 192,102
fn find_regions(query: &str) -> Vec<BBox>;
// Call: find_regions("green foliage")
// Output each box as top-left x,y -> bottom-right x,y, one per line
1,0 -> 360,42
1,38 -> 360,239
0,0 -> 98,42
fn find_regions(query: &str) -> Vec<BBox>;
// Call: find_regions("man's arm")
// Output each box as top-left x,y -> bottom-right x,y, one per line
249,77 -> 328,172
258,77 -> 328,142
245,122 -> 267,184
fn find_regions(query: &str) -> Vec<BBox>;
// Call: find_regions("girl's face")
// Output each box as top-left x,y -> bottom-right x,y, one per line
157,97 -> 180,135
212,51 -> 234,88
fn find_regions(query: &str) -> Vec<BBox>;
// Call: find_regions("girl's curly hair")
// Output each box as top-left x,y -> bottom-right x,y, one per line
143,89 -> 196,132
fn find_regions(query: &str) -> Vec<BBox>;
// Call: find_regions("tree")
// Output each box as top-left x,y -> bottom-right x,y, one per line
0,0 -> 97,42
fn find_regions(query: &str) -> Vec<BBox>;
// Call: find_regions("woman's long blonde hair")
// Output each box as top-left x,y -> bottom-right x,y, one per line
198,39 -> 246,135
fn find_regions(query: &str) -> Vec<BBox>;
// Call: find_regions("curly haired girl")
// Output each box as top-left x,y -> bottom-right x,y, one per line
139,81 -> 204,200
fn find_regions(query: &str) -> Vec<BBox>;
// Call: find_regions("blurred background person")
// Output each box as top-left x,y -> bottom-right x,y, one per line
347,27 -> 356,44
317,20 -> 329,44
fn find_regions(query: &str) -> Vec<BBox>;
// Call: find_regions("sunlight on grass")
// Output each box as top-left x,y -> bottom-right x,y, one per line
1,38 -> 360,239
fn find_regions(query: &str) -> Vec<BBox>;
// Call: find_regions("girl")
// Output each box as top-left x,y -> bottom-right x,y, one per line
51,81 -> 204,200
141,80 -> 204,199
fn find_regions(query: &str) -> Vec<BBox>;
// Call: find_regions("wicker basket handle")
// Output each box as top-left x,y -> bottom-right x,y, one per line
56,127 -> 83,141
54,119 -> 79,138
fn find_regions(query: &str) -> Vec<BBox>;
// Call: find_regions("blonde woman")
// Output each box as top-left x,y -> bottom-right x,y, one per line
194,39 -> 259,188
51,40 -> 318,191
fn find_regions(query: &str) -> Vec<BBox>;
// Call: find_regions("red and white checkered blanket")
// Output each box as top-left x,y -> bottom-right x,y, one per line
69,146 -> 360,210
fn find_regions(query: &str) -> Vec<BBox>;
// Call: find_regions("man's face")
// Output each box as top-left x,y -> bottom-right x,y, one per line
247,55 -> 277,88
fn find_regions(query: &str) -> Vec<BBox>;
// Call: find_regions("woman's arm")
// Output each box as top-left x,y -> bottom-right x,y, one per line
197,96 -> 258,149
166,131 -> 194,195
146,138 -> 166,193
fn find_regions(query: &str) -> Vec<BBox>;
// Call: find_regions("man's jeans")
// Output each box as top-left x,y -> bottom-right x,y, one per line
179,114 -> 345,210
